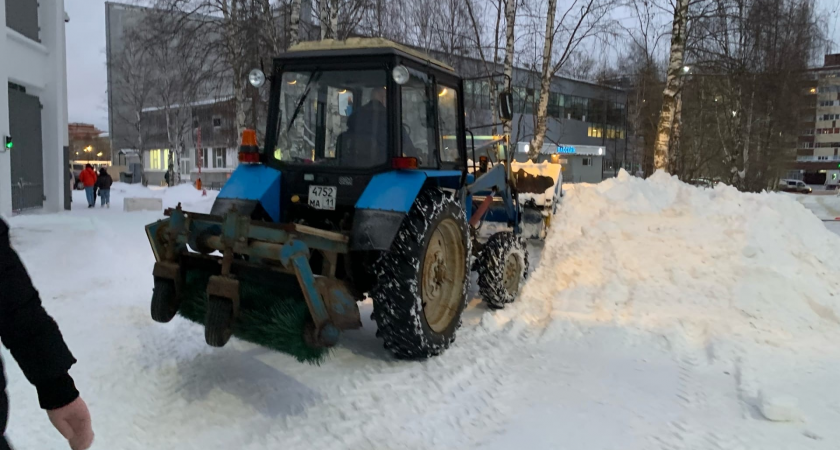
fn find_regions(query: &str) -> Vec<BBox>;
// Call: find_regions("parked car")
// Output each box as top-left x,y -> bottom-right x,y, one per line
779,179 -> 812,194
690,178 -> 719,189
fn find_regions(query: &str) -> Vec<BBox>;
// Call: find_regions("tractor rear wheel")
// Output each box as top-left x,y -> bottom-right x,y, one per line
371,188 -> 471,359
205,296 -> 234,347
477,232 -> 529,309
151,277 -> 179,323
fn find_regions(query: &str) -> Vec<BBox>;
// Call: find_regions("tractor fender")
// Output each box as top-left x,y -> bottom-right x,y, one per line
351,170 -> 462,251
210,165 -> 282,222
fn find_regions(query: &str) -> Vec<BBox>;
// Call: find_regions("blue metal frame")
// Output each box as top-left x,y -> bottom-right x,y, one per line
466,164 -> 519,230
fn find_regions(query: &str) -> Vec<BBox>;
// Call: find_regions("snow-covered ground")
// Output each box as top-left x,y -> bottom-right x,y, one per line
4,175 -> 840,449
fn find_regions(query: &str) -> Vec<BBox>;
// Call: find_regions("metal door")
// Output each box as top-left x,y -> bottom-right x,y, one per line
8,86 -> 44,211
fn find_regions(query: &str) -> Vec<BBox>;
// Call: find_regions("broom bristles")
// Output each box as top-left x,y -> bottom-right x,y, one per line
178,270 -> 330,364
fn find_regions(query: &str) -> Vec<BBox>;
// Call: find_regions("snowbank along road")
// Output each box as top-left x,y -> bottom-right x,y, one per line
3,172 -> 840,449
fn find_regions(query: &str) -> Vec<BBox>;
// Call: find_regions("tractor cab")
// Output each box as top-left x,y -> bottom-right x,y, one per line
262,39 -> 467,220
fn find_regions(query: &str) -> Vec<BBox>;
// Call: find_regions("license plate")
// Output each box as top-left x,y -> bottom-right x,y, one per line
308,185 -> 337,210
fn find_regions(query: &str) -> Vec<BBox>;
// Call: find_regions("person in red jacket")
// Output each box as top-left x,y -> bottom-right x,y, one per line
78,165 -> 97,208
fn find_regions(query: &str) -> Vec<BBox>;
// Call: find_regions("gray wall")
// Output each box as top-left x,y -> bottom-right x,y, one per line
564,155 -> 603,183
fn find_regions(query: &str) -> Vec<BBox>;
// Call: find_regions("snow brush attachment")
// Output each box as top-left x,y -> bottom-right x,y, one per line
177,270 -> 330,364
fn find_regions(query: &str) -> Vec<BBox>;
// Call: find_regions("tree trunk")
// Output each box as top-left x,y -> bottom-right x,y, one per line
652,0 -> 689,172
290,0 -> 302,46
320,0 -> 339,39
669,91 -> 683,175
502,0 -> 516,140
741,87 -> 755,188
527,0 -> 557,161
233,70 -> 248,141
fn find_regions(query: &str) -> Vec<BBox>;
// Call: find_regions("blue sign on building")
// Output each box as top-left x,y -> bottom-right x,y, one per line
557,146 -> 576,154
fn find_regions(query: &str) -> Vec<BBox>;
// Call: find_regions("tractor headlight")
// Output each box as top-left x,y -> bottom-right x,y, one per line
248,68 -> 266,88
392,65 -> 410,85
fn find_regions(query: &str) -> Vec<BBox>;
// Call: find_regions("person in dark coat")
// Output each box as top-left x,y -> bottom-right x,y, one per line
0,219 -> 94,450
94,168 -> 113,209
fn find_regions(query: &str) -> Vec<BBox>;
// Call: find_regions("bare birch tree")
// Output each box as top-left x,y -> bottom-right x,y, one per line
290,0 -> 302,45
319,0 -> 339,39
503,0 -> 517,138
652,0 -> 690,171
526,0 -> 615,161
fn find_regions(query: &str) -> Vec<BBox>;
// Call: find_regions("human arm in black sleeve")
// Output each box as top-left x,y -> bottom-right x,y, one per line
0,219 -> 79,410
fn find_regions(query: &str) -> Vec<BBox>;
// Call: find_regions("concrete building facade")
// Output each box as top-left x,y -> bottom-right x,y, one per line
790,54 -> 840,185
0,0 -> 69,216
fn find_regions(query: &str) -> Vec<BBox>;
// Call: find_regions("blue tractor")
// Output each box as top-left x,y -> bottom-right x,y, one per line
146,39 -> 544,359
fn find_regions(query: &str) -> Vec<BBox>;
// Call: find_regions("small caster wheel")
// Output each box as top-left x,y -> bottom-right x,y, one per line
205,295 -> 234,347
151,277 -> 179,323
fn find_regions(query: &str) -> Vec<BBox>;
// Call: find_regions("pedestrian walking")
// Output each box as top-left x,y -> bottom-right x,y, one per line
78,165 -> 97,208
0,219 -> 94,450
95,168 -> 112,209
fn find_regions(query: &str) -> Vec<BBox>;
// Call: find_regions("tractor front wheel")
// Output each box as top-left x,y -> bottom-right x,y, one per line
205,296 -> 234,347
477,232 -> 529,309
371,188 -> 471,359
151,277 -> 179,323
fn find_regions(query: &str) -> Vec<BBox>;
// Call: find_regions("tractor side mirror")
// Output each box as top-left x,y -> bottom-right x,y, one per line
498,92 -> 513,121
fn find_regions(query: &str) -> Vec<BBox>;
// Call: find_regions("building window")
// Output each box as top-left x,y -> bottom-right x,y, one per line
212,117 -> 222,128
818,156 -> 829,161
588,126 -> 603,138
213,148 -> 227,168
148,149 -> 170,171
5,0 -> 40,42
196,148 -> 208,168
803,129 -> 814,135
605,126 -> 625,139
548,92 -> 562,118
582,157 -> 592,166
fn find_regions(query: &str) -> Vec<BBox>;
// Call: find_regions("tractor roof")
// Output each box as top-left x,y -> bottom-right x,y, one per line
286,38 -> 455,74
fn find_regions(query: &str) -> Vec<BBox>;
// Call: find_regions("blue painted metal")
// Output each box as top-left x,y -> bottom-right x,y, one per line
217,164 -> 282,222
279,240 -> 337,344
356,170 -> 467,213
355,170 -> 428,213
467,164 -> 519,230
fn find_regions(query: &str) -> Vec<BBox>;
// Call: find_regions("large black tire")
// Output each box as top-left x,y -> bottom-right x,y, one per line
205,296 -> 234,347
371,188 -> 471,359
477,232 -> 529,309
151,278 -> 179,323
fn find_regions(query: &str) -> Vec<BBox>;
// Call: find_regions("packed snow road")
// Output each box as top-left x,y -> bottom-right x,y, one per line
4,174 -> 840,449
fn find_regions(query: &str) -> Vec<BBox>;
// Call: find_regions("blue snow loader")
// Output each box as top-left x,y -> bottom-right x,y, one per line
145,39 -> 553,359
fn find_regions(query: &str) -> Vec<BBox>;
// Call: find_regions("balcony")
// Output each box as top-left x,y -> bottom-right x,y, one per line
796,155 -> 840,162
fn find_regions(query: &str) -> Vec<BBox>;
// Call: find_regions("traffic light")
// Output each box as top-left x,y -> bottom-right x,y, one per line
3,136 -> 11,150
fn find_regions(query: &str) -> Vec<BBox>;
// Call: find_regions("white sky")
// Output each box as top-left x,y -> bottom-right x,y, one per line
66,0 -> 840,133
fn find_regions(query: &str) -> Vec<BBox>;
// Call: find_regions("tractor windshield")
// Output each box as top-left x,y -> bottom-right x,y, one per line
273,69 -> 388,168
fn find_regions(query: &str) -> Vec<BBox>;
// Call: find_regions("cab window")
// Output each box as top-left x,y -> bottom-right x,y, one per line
400,70 -> 437,167
437,84 -> 460,163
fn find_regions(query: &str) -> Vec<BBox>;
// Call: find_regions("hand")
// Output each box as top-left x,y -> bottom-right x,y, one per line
47,397 -> 94,450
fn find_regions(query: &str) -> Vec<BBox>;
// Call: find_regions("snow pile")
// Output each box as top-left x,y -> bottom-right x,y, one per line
510,170 -> 840,354
795,194 -> 840,220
